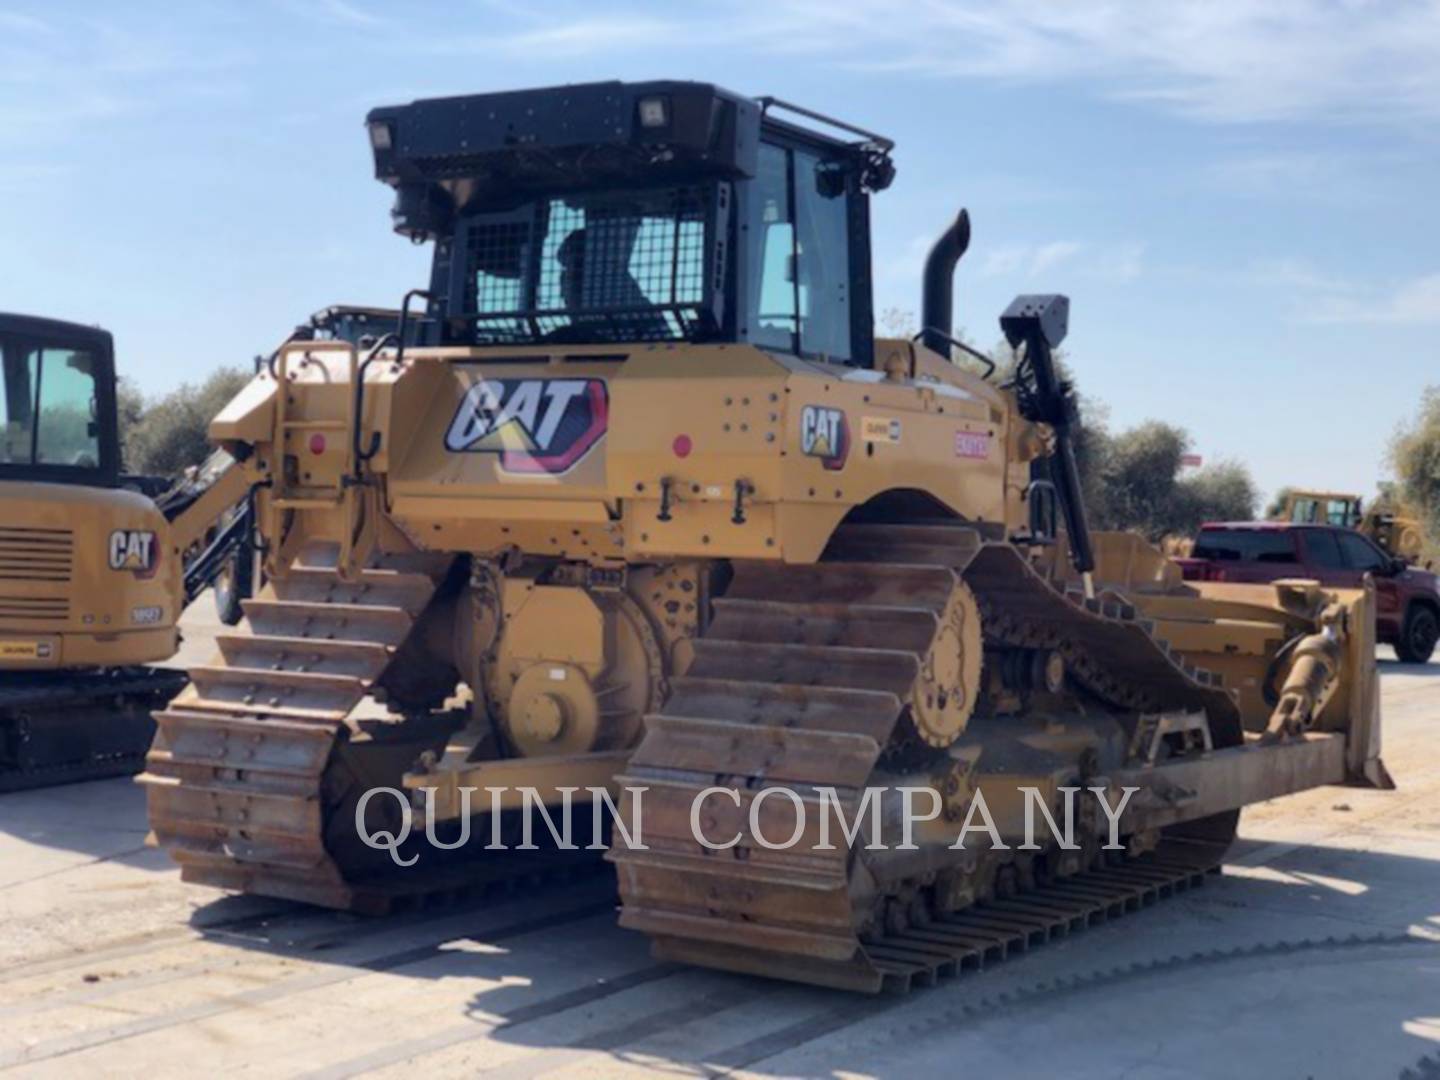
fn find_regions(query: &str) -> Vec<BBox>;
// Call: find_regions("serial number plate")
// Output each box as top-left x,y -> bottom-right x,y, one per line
130,606 -> 164,626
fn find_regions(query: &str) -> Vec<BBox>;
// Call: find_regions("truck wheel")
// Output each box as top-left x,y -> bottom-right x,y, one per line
214,548 -> 255,627
1396,605 -> 1439,664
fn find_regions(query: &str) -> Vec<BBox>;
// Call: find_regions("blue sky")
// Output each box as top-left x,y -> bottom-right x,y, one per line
3,0 -> 1437,501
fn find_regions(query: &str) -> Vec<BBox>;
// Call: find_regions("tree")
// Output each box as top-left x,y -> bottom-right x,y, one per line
1088,422 -> 1257,540
122,367 -> 251,477
878,307 -> 917,338
1391,386 -> 1440,542
1096,421 -> 1188,537
1176,461 -> 1259,531
115,377 -> 146,472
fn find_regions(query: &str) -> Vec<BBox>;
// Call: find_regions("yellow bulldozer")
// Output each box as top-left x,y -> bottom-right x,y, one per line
1275,488 -> 1429,565
142,81 -> 1390,993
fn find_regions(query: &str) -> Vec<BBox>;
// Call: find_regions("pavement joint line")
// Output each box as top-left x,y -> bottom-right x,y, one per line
0,896 -> 619,1070
295,963 -> 684,1080
0,844 -> 155,894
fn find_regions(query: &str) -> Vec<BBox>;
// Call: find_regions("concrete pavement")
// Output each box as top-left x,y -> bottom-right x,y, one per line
0,603 -> 1436,1078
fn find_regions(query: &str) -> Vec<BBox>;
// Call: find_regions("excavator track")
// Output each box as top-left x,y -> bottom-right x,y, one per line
140,548 -> 471,913
1,668 -> 187,793
611,522 -> 1242,992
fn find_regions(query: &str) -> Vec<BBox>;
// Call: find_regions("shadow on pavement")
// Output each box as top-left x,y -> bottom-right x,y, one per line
164,838 -> 1440,1079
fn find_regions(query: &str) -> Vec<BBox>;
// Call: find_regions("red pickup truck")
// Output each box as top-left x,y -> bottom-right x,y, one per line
1177,521 -> 1440,663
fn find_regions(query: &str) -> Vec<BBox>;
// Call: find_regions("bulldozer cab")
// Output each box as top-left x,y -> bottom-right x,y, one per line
1282,490 -> 1364,528
0,314 -> 119,489
366,82 -> 894,367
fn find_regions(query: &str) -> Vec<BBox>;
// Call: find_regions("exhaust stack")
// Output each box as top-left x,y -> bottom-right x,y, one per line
920,208 -> 972,357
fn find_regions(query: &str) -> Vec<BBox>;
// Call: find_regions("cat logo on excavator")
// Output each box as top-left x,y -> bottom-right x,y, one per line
107,529 -> 158,575
444,376 -> 608,473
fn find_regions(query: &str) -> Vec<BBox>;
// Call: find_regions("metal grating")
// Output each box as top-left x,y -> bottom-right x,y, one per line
462,186 -> 710,345
0,527 -> 74,585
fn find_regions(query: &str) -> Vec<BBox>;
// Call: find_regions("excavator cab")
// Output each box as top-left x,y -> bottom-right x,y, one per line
0,315 -> 119,487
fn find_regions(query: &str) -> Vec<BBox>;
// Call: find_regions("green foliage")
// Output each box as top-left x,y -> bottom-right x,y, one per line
1084,421 -> 1257,540
1094,421 -> 1187,535
1176,461 -> 1260,530
1391,386 -> 1440,544
115,377 -> 145,471
121,367 -> 250,477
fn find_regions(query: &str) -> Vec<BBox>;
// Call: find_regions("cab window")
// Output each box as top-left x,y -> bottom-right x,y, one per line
1338,531 -> 1388,573
1327,499 -> 1360,527
745,142 -> 854,363
35,349 -> 101,468
1304,530 -> 1347,571
0,336 -> 108,476
1192,529 -> 1297,563
748,144 -> 796,350
0,349 -> 37,465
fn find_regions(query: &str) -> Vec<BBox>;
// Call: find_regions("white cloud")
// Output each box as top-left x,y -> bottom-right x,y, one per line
493,17 -> 683,57
1312,272 -> 1440,325
977,240 -> 1145,282
1031,241 -> 1083,276
1248,258 -> 1440,325
452,0 -> 1440,128
1247,257 -> 1354,296
981,241 -> 1083,279
311,0 -> 383,27
0,13 -> 250,144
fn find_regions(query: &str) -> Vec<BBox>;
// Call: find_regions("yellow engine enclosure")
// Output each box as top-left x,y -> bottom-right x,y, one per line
0,482 -> 179,669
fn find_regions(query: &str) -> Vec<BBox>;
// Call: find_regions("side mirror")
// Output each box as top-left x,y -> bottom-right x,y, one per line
1388,557 -> 1409,576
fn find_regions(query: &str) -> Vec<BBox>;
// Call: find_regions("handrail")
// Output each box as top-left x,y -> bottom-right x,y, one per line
912,327 -> 997,379
350,288 -> 432,476
352,334 -> 396,471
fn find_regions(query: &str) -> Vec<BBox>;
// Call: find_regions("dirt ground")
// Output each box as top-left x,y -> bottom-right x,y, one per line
0,600 -> 1436,1079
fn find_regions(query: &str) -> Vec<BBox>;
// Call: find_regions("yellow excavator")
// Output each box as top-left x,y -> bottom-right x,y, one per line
142,81 -> 1390,992
0,313 -> 255,789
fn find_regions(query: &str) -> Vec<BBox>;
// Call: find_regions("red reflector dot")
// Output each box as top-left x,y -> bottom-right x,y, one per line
309,433 -> 327,455
672,434 -> 693,458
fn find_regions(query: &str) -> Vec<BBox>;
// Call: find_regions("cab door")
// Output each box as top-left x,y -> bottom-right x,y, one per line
1298,528 -> 1352,588
1338,530 -> 1405,627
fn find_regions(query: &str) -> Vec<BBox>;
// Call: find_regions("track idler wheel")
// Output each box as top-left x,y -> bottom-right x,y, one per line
908,579 -> 983,748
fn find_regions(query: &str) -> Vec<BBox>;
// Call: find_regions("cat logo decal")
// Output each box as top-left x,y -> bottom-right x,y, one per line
445,378 -> 608,474
800,405 -> 849,470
